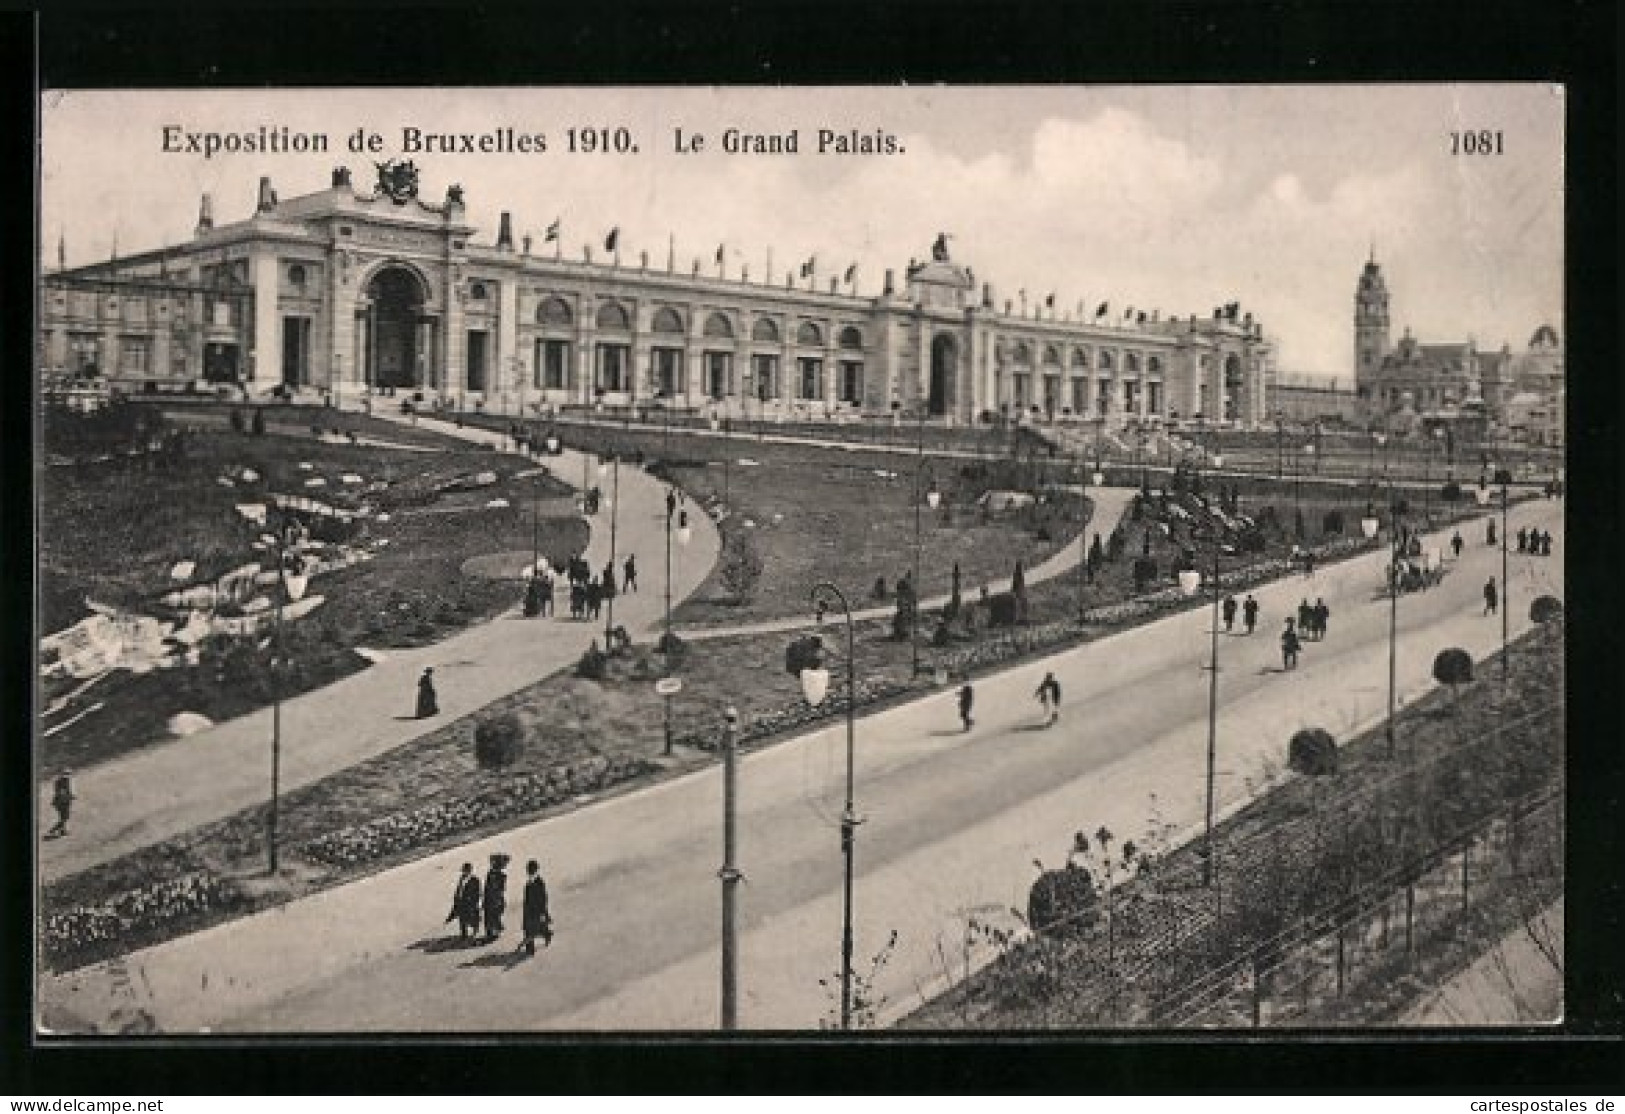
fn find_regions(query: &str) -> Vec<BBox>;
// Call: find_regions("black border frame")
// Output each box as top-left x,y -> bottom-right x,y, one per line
6,0 -> 1620,1095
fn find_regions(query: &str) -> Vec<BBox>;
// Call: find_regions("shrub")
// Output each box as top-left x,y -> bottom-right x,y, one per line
1432,647 -> 1473,688
229,408 -> 246,434
719,534 -> 764,603
656,630 -> 688,659
1027,864 -> 1098,936
1322,509 -> 1345,535
1132,557 -> 1158,592
988,592 -> 1019,628
1441,480 -> 1463,503
1237,528 -> 1268,554
932,619 -> 953,647
250,408 -> 266,436
575,640 -> 609,680
1288,728 -> 1338,776
1529,595 -> 1563,624
784,634 -> 824,678
473,713 -> 524,770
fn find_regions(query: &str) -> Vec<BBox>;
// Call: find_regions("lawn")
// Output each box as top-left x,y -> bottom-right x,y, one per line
534,419 -> 1087,627
38,406 -> 586,774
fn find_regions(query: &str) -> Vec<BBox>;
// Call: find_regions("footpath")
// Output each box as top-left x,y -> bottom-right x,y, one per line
39,414 -> 723,883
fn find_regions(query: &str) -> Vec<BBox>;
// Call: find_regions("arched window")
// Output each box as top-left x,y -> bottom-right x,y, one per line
752,317 -> 780,343
651,307 -> 685,334
1099,350 -> 1115,372
796,320 -> 823,347
1147,355 -> 1162,376
596,300 -> 631,331
1014,342 -> 1031,365
536,296 -> 573,327
1043,344 -> 1061,367
469,282 -> 488,301
839,325 -> 864,350
1125,352 -> 1140,374
704,312 -> 735,339
1072,348 -> 1091,370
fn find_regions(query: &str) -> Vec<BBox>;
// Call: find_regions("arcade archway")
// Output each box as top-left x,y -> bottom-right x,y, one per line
366,267 -> 427,390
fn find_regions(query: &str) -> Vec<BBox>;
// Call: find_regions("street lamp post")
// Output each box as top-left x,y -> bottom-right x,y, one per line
662,490 -> 692,756
1381,484 -> 1400,758
602,454 -> 620,643
1180,531 -> 1223,886
1275,412 -> 1285,480
266,520 -> 309,875
718,705 -> 741,1029
800,583 -> 858,1029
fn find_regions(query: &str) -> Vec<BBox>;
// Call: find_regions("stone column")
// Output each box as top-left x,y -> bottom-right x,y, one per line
498,277 -> 520,403
251,251 -> 280,387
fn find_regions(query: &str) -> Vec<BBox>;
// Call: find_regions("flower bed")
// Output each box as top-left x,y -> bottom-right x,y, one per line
300,753 -> 653,868
44,870 -> 247,971
677,676 -> 913,752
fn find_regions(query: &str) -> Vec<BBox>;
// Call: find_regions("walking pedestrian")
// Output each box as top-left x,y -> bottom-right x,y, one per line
415,667 -> 439,719
1540,530 -> 1552,557
1303,549 -> 1317,578
1451,531 -> 1464,559
1222,595 -> 1238,633
1486,518 -> 1497,547
520,860 -> 553,956
622,554 -> 638,593
958,683 -> 975,732
569,581 -> 585,620
1314,598 -> 1330,641
586,578 -> 602,620
482,853 -> 509,942
1034,671 -> 1061,726
540,573 -> 555,617
46,769 -> 74,838
1516,527 -> 1528,553
1281,619 -> 1301,671
1242,594 -> 1259,635
1297,598 -> 1313,635
445,862 -> 482,942
601,561 -> 617,601
1483,576 -> 1499,616
524,575 -> 544,618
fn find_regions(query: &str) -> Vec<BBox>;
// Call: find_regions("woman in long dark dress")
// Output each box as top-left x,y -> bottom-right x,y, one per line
416,668 -> 439,718
483,854 -> 509,941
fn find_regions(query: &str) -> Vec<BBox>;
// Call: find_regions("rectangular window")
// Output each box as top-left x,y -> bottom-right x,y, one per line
69,333 -> 100,375
752,353 -> 779,400
706,351 -> 733,400
1148,381 -> 1163,415
1123,381 -> 1139,413
536,339 -> 570,389
654,347 -> 684,398
466,330 -> 489,392
1071,379 -> 1087,414
596,343 -> 630,393
213,301 -> 231,328
1097,380 -> 1112,416
797,357 -> 823,400
839,359 -> 863,403
119,335 -> 150,375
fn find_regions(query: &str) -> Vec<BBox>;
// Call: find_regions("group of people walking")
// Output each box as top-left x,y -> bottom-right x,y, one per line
447,854 -> 554,956
522,552 -> 639,622
1220,593 -> 1262,635
1517,527 -> 1554,556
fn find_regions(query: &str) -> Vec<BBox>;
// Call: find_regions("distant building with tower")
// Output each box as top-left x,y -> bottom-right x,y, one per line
39,165 -> 1280,431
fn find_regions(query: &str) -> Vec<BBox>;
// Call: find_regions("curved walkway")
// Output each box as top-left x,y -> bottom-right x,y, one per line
39,414 -> 722,884
678,484 -> 1137,643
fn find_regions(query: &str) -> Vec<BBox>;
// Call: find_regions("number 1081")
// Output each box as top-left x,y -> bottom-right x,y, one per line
1451,130 -> 1504,155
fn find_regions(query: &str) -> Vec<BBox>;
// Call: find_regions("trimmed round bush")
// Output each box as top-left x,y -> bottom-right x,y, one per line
1288,727 -> 1338,776
1433,647 -> 1474,690
1027,864 -> 1098,936
1529,595 -> 1563,624
473,713 -> 524,770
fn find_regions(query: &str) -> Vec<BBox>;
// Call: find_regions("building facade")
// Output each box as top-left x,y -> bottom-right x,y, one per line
1350,253 -> 1562,443
42,166 -> 1278,429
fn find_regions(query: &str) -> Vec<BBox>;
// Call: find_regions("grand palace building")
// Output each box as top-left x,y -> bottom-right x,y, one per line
40,165 -> 1279,429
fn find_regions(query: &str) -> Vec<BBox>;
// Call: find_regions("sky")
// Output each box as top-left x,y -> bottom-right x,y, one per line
40,85 -> 1564,378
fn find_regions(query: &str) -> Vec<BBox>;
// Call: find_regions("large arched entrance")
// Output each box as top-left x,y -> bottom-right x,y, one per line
367,267 -> 426,390
929,334 -> 957,416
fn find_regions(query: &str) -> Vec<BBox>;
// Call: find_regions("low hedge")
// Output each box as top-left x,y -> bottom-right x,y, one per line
301,753 -> 654,868
44,871 -> 247,972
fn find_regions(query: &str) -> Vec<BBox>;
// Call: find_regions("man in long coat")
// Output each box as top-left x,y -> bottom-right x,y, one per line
445,862 -> 482,942
483,854 -> 509,941
520,860 -> 553,956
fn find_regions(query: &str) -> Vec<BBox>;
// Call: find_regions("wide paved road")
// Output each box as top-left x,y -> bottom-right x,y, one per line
44,499 -> 1564,1033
